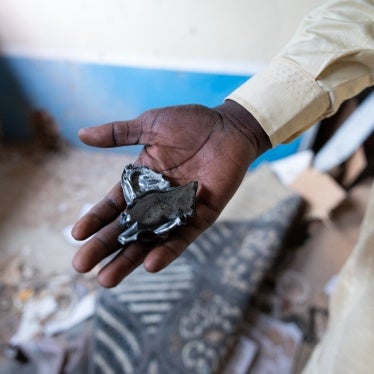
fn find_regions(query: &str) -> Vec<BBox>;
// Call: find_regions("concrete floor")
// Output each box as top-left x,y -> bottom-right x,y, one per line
0,142 -> 135,368
0,143 -> 135,276
1,141 -> 372,373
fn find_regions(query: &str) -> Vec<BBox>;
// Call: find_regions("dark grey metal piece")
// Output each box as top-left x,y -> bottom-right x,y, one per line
118,164 -> 198,246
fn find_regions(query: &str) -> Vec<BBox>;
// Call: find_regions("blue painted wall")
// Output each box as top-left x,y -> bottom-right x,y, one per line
0,56 -> 300,163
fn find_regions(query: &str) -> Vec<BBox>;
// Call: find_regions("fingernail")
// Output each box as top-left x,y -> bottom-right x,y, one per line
78,128 -> 87,137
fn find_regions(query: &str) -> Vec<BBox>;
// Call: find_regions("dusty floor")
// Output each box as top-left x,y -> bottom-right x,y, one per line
0,142 -> 136,370
0,141 -> 372,373
0,142 -> 136,275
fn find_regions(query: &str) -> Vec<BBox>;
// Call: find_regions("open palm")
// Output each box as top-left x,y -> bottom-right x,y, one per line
72,103 -> 266,287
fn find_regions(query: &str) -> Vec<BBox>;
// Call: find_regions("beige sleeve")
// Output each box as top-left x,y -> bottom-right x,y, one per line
227,0 -> 374,146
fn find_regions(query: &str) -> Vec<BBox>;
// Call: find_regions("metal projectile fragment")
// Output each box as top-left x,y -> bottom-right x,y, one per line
118,164 -> 198,246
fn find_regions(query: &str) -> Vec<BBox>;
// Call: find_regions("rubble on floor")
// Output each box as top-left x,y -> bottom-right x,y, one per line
1,124 -> 373,372
0,142 -> 135,371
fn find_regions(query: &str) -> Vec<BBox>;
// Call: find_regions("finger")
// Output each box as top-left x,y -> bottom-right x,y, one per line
72,182 -> 124,240
143,234 -> 191,273
144,198 -> 220,272
78,117 -> 151,148
72,217 -> 123,273
143,206 -> 215,273
97,243 -> 153,288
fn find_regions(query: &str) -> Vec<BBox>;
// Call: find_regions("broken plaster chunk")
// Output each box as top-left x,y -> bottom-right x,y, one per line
118,164 -> 198,246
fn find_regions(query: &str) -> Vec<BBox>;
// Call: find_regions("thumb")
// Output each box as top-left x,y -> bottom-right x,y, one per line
78,118 -> 151,148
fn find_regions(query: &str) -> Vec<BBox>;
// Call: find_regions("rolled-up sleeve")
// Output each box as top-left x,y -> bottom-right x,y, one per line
227,0 -> 374,146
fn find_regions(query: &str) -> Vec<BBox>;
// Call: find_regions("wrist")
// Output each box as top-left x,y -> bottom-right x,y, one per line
214,99 -> 271,157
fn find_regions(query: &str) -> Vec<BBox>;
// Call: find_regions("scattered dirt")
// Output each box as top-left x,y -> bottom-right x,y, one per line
0,141 -> 136,355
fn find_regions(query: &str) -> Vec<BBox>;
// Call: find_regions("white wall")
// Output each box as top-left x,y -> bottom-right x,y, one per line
0,0 -> 325,73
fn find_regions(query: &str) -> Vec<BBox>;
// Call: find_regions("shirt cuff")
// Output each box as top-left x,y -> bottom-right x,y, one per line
226,57 -> 330,146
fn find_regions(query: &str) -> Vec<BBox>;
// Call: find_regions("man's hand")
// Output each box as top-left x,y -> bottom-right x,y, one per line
71,101 -> 270,287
